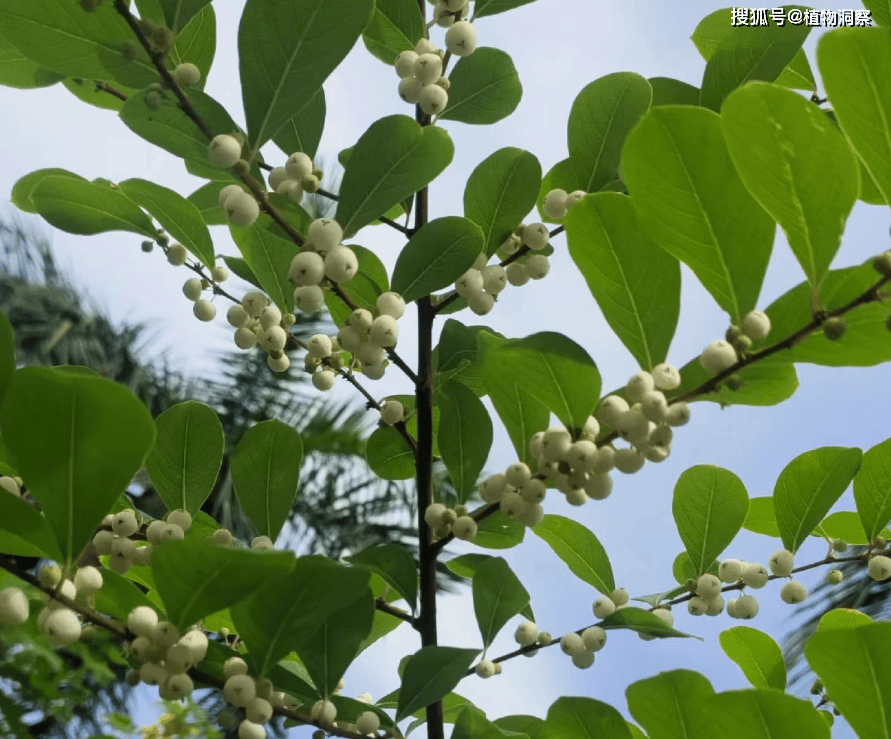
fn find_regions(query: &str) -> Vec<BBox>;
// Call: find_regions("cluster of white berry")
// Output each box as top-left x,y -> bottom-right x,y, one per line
426,0 -> 470,27
0,474 -> 24,497
711,552 -> 808,618
227,291 -> 297,373
597,362 -> 687,472
493,223 -> 553,288
179,263 -> 229,323
267,151 -> 322,203
93,508 -> 191,574
217,182 -> 261,227
699,310 -> 772,377
289,218 -> 359,306
330,292 -> 405,384
542,188 -> 587,220
424,502 -> 479,542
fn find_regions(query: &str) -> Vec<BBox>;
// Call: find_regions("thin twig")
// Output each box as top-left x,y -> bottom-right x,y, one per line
375,598 -> 417,628
315,189 -> 411,235
95,80 -> 129,101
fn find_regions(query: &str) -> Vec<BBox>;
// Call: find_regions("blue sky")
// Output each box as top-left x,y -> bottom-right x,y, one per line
2,1 -> 888,737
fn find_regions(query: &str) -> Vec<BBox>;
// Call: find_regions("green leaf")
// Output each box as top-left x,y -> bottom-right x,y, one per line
62,76 -> 132,111
298,587 -> 374,696
238,0 -> 374,152
0,0 -> 157,89
567,72 -> 652,192
453,706 -> 529,739
774,46 -> 816,91
0,309 -> 13,409
473,0 -> 538,17
0,33 -> 63,89
495,716 -> 545,739
701,690 -> 830,739
532,514 -> 614,594
719,627 -> 786,690
818,608 -> 872,631
272,88 -> 325,161
481,332 -> 599,430
565,193 -> 680,369
396,646 -> 479,721
362,0 -> 423,64
119,178 -> 215,268
774,446 -> 862,553
30,176 -> 156,238
672,552 -> 718,586
473,511 -> 526,550
627,725 -> 648,739
229,222 -> 301,313
0,367 -> 156,564
366,425 -> 415,481
119,88 -> 244,181
700,7 -> 811,111
472,557 -> 529,647
337,115 -> 454,236
672,355 -> 799,408
863,0 -> 891,27
231,419 -> 303,541
345,543 -> 417,614
764,262 -> 891,366
159,0 -> 213,33
222,256 -> 263,290
623,106 -> 775,322
721,83 -> 858,287
855,436 -> 891,541
173,5 -> 216,88
542,697 -> 631,739
648,77 -> 700,107
324,245 -> 389,327
93,569 -> 157,623
600,607 -> 702,640
11,168 -> 86,214
0,492 -> 63,561
818,27 -> 891,205
231,556 -> 371,677
435,320 -> 487,397
535,158 -> 583,225
391,217 -> 484,303
464,148 -> 541,257
144,401 -> 224,515
819,511 -> 889,546
673,465 -> 749,576
626,669 -> 715,739
437,381 -> 492,502
440,48 -> 522,125
187,181 -> 227,226
743,497 -> 781,538
153,539 -> 295,631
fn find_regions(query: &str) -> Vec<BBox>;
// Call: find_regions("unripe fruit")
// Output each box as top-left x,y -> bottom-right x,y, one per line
596,395 -> 630,427
652,607 -> 674,627
377,291 -> 406,319
475,659 -> 497,678
827,569 -> 843,584
128,606 -> 159,637
370,315 -> 399,347
719,559 -> 744,583
167,243 -> 188,266
167,509 -> 192,532
208,135 -> 242,168
626,371 -> 655,403
872,250 -> 891,277
593,596 -> 616,619
139,662 -> 169,686
414,53 -> 443,84
356,710 -> 380,734
165,643 -> 194,673
640,390 -> 669,422
219,184 -> 244,208
768,549 -> 795,577
780,580 -> 807,604
45,608 -> 81,645
480,474 -> 508,504
395,50 -> 419,78
452,516 -> 478,540
560,632 -> 585,656
173,62 -> 201,86
242,291 -> 268,318
270,351 -> 290,371
572,651 -> 595,669
418,83 -> 449,115
251,536 -> 274,550
193,299 -> 217,322
831,538 -> 848,552
153,621 -> 181,649
0,587 -> 29,626
565,488 -> 588,506
358,342 -> 387,366
651,362 -> 681,391
73,566 -> 103,595
37,564 -> 62,589
584,472 -> 613,500
224,674 -> 257,707
687,596 -> 708,616
445,20 -> 478,56
614,448 -> 645,474
468,290 -> 495,315
455,269 -> 484,296
514,620 -> 538,646
541,427 -> 572,462
543,189 -> 568,220
235,327 -> 258,350
294,285 -> 325,312
522,223 -> 550,250
500,491 -> 528,519
699,340 -> 738,375
741,310 -> 771,341
742,562 -> 769,588
285,152 -> 313,180
695,574 -> 722,600
259,305 -> 282,330
399,77 -> 423,104
112,509 -> 139,537
822,316 -> 847,341
258,326 -> 287,353
581,626 -> 606,652
246,696 -> 273,724
868,555 -> 891,581
519,478 -> 546,505
225,192 -> 261,227
182,277 -> 203,301
0,476 -> 21,496
289,252 -> 325,286
159,523 -> 185,542
525,254 -> 550,280
145,520 -> 167,544
310,698 -> 337,723
211,527 -> 234,547
665,402 -> 691,427
705,595 -> 724,616
312,369 -> 337,391
505,262 -> 529,286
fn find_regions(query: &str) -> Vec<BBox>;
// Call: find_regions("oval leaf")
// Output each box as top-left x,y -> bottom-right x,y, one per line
673,465 -> 749,576
721,82 -> 859,287
623,105 -> 775,322
472,557 -> 529,647
11,168 -> 86,214
392,217 -> 484,303
396,646 -> 479,721
542,697 -> 631,739
362,0 -> 424,64
473,511 -> 526,550
336,115 -> 454,236
238,0 -> 374,151
600,607 -> 701,640
272,88 -> 326,161
626,669 -> 715,739
567,72 -> 652,192
854,436 -> 891,541
440,48 -> 522,125
532,514 -> 614,594
30,176 -> 156,238
437,380 -> 493,502
464,147 -> 541,257
773,446 -> 862,553
701,690 -> 829,739
719,626 -> 786,690
119,179 -> 215,268
565,193 -> 680,369
0,367 -> 156,564
152,538 -> 296,630
231,419 -> 303,541
229,221 -> 302,313
144,401 -> 224,515
345,543 -> 418,614
366,425 -> 415,481
0,491 -> 63,561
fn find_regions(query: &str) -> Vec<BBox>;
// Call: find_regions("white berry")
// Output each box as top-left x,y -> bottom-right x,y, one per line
780,580 -> 807,604
167,243 -> 188,266
768,549 -> 795,577
699,340 -> 738,375
285,152 -> 313,180
173,62 -> 201,86
369,315 -> 399,347
452,516 -> 478,540
581,626 -> 606,652
742,563 -> 769,589
741,310 -> 771,341
193,299 -> 217,322
445,21 -> 477,57
208,135 -> 242,168
377,291 -> 406,319
73,566 -> 103,595
395,50 -> 419,78
868,555 -> 891,581
182,278 -> 203,301
225,192 -> 261,227
543,189 -> 568,220
592,596 -> 616,619
521,223 -> 549,250
0,587 -> 29,626
294,285 -> 325,312
225,674 -> 256,707
560,632 -> 585,656
45,608 -> 81,645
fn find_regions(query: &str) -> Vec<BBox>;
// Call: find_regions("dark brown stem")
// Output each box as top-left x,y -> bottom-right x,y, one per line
95,80 -> 129,101
376,598 -> 418,628
316,188 -> 410,235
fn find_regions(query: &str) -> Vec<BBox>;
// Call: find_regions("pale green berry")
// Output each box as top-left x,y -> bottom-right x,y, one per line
445,20 -> 477,56
719,559 -> 745,583
225,192 -> 260,227
695,574 -> 722,600
167,243 -> 188,266
593,596 -> 616,619
736,594 -> 759,619
742,563 -> 769,589
827,569 -> 843,585
0,587 -> 29,626
285,152 -> 313,180
525,254 -> 550,280
173,62 -> 201,86
560,632 -> 585,656
741,310 -> 771,341
73,566 -> 103,595
112,509 -> 139,538
208,135 -> 242,168
225,674 -> 257,708
687,596 -> 708,616
780,580 -> 807,604
581,626 -> 606,652
399,77 -> 423,104
294,285 -> 325,312
377,291 -> 406,319
521,223 -> 549,250
212,528 -> 234,546
475,659 -> 497,678
310,698 -> 337,723
868,555 -> 891,581
193,299 -> 217,322
251,535 -> 274,550
452,516 -> 478,540
652,607 -> 674,627
699,340 -> 738,375
395,50 -> 419,78
651,362 -> 681,391
543,189 -> 568,220
414,53 -> 443,84
665,402 -> 691,427
418,83 -> 449,115
246,697 -> 273,724
768,549 -> 795,577
505,262 -> 529,286
480,474 -> 508,504
571,650 -> 595,669
45,607 -> 81,645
